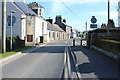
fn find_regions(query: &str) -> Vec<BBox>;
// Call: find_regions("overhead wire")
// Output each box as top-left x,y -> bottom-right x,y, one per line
59,0 -> 81,20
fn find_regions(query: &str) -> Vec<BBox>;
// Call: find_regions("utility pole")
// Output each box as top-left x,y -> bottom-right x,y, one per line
85,21 -> 87,33
85,21 -> 87,39
108,0 -> 110,20
2,0 -> 6,53
107,0 -> 110,35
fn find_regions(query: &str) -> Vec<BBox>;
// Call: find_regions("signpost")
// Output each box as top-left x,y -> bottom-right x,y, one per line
90,16 -> 97,29
7,10 -> 15,51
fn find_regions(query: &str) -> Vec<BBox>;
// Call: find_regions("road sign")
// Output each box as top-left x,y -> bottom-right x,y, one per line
91,16 -> 97,23
90,24 -> 97,28
7,16 -> 16,25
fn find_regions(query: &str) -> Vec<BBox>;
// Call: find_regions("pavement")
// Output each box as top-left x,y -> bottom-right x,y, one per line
71,45 -> 120,79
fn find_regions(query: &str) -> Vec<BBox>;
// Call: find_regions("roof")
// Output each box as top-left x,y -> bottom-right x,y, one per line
47,21 -> 64,32
28,2 -> 44,9
14,2 -> 36,15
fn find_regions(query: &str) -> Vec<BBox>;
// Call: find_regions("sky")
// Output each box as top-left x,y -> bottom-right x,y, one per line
24,0 -> 119,31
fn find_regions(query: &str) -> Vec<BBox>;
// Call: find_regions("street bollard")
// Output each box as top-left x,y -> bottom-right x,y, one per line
73,38 -> 75,46
81,39 -> 82,46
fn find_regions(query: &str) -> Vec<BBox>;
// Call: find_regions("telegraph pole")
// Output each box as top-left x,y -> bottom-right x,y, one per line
2,0 -> 6,53
108,0 -> 110,20
107,0 -> 110,35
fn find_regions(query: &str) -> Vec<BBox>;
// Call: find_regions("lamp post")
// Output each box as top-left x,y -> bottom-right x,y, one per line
10,10 -> 15,51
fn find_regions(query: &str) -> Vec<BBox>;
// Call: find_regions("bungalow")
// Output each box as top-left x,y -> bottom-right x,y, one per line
46,21 -> 65,42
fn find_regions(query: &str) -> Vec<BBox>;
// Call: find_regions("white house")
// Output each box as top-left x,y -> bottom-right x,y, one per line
6,2 -> 47,46
118,1 -> 120,27
47,21 -> 65,42
6,2 -> 34,40
27,2 -> 48,44
28,2 -> 44,17
41,19 -> 47,42
72,29 -> 77,38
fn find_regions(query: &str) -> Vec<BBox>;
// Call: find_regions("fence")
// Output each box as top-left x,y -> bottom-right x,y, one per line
87,29 -> 120,55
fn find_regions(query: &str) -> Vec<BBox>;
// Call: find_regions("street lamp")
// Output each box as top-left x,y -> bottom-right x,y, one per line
10,10 -> 15,51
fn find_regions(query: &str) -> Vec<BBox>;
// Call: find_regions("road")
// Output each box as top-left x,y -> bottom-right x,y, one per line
2,39 -> 119,79
2,39 -> 72,78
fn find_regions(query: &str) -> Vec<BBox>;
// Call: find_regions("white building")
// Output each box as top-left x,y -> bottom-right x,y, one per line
6,2 -> 33,40
6,2 -> 47,46
28,2 -> 44,17
118,1 -> 120,27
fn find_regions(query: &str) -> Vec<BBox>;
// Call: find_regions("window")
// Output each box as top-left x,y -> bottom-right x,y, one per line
33,9 -> 38,14
39,9 -> 42,16
42,22 -> 44,33
27,35 -> 33,42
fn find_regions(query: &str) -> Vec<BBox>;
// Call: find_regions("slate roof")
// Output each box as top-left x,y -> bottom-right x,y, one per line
28,2 -> 44,9
47,21 -> 64,32
14,2 -> 36,15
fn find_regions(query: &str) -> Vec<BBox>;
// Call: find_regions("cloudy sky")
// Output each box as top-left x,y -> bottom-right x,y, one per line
25,0 -> 119,31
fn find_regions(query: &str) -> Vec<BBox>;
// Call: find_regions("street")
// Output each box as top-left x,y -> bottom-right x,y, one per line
2,39 -> 72,78
2,39 -> 119,79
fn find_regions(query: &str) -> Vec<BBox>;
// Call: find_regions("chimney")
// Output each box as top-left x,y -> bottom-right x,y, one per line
63,19 -> 66,23
55,15 -> 62,24
46,17 -> 53,24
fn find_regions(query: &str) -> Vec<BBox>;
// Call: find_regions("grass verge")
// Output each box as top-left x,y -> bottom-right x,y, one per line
0,46 -> 33,58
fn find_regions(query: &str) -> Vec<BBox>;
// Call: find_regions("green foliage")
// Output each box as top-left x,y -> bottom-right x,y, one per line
97,39 -> 120,55
6,36 -> 25,51
0,46 -> 33,58
80,34 -> 86,38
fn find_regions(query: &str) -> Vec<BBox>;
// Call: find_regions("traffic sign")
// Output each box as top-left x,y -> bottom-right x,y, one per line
90,24 -> 97,28
91,16 -> 97,23
7,16 -> 16,25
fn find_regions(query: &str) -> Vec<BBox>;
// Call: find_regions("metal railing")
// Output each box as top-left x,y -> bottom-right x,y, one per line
62,46 -> 82,80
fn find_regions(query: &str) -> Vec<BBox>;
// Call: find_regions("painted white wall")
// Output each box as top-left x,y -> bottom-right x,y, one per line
6,2 -> 26,40
73,30 -> 77,38
34,16 -> 42,43
21,15 -> 26,40
42,20 -> 47,35
0,1 -> 2,36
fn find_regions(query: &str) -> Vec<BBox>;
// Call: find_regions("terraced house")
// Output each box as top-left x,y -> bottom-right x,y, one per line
6,1 -> 73,46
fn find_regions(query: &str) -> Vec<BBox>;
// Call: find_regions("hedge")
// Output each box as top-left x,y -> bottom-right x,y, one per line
6,36 -> 25,51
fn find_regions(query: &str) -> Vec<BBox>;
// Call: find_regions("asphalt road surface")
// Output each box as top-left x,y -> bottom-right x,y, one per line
2,39 -> 72,78
73,39 -> 120,79
2,39 -> 119,79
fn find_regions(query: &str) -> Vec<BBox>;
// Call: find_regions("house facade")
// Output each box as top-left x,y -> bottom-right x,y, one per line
6,2 -> 27,40
54,16 -> 72,39
27,2 -> 48,44
47,21 -> 65,42
6,2 -> 46,46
